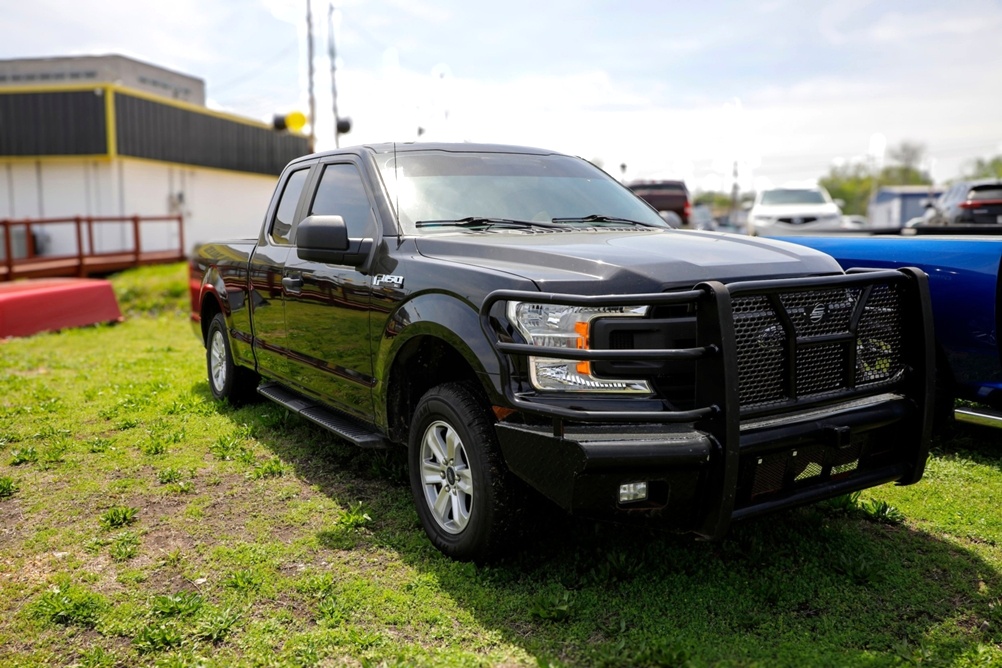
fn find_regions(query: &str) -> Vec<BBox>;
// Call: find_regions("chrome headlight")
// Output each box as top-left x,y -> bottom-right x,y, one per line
507,302 -> 653,394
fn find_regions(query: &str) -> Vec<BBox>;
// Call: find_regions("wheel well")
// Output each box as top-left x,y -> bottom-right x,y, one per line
199,294 -> 223,345
386,336 -> 481,444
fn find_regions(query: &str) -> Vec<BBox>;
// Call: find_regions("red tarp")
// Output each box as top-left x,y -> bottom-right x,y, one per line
0,278 -> 123,338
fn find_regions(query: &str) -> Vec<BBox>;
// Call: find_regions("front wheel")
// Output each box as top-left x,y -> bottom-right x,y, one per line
206,313 -> 258,404
408,382 -> 523,561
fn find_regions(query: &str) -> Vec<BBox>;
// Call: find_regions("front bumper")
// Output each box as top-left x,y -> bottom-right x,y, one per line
495,393 -> 920,538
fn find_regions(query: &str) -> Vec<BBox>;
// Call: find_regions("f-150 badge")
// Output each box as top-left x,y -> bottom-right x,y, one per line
374,274 -> 404,288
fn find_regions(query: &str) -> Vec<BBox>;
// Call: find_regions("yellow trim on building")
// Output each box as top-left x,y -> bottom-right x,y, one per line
0,154 -> 112,165
105,87 -> 117,157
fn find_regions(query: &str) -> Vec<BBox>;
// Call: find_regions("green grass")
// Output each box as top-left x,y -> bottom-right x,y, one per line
0,262 -> 1000,666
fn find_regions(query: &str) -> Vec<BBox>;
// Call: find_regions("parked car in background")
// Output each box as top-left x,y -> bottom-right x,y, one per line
690,204 -> 717,231
749,186 -> 843,236
916,179 -> 1002,227
627,180 -> 691,227
842,215 -> 868,230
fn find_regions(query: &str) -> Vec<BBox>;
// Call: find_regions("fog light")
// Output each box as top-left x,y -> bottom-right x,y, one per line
618,482 -> 648,504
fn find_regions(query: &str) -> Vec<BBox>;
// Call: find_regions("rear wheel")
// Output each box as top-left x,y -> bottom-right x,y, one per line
408,382 -> 522,561
206,313 -> 258,404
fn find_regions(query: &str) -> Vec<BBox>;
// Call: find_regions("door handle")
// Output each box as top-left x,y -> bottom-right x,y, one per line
281,276 -> 303,292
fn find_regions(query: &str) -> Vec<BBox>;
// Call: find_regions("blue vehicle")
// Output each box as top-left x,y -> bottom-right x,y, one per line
776,235 -> 1002,426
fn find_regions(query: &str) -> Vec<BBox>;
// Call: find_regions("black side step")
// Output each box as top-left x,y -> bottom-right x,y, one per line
257,382 -> 388,449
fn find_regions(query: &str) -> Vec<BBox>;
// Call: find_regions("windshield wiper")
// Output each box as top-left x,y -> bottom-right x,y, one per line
415,217 -> 563,230
550,214 -> 661,228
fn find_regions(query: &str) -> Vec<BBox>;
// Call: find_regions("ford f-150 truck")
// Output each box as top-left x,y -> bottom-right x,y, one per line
190,143 -> 935,561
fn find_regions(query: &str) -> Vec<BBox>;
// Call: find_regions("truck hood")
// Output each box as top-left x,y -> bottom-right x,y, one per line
413,228 -> 842,293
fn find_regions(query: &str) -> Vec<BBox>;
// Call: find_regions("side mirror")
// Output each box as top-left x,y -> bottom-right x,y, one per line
834,198 -> 845,208
296,215 -> 372,265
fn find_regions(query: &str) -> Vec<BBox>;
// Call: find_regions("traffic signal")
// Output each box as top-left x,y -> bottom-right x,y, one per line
273,111 -> 308,132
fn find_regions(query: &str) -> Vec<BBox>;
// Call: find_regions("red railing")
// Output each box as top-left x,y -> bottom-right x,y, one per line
0,215 -> 185,281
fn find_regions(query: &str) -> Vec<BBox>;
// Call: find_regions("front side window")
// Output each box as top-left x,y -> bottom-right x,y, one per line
269,168 -> 310,245
309,163 -> 376,239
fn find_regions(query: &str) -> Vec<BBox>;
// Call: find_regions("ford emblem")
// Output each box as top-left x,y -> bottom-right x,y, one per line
810,303 -> 826,324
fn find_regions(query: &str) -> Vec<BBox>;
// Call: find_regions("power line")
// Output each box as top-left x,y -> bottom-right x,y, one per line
212,39 -> 300,94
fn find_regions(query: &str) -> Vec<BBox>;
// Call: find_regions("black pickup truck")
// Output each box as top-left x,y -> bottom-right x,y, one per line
190,142 -> 935,561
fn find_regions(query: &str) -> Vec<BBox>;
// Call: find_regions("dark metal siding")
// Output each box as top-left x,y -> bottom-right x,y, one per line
114,93 -> 309,175
0,91 -> 108,156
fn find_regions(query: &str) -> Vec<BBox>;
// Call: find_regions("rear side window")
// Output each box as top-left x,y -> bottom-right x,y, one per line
269,168 -> 310,245
968,185 -> 1002,201
309,163 -> 376,239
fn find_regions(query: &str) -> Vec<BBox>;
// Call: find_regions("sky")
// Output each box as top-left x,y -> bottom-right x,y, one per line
2,0 -> 1001,192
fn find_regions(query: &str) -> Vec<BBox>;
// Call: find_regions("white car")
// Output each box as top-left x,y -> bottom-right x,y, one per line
749,186 -> 844,236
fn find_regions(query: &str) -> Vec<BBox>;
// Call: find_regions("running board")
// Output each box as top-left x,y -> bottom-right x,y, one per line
257,382 -> 388,448
954,407 -> 1002,429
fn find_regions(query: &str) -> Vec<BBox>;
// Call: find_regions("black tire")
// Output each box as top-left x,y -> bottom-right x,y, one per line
206,313 -> 259,404
408,382 -> 522,561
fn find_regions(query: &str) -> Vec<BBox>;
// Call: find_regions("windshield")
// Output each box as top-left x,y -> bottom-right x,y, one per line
759,189 -> 829,206
375,149 -> 668,233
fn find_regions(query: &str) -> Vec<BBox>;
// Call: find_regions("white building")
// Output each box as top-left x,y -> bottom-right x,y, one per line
0,55 -> 309,265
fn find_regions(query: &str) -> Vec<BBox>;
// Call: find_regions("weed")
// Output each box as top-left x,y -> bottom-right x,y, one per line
209,436 -> 252,462
168,481 -> 195,495
861,498 -> 905,524
88,437 -> 112,453
151,592 -> 204,618
10,446 -> 37,466
100,505 -> 139,530
133,622 -> 184,654
77,646 -> 117,668
157,467 -> 184,484
250,457 -> 284,479
40,442 -> 69,467
110,532 -> 141,561
83,536 -> 110,555
529,588 -> 575,622
821,491 -> 862,514
0,476 -> 17,499
833,551 -> 878,586
223,569 -> 262,593
338,501 -> 372,531
297,573 -> 336,599
317,595 -> 344,623
142,440 -> 168,456
194,607 -> 242,643
159,548 -> 185,569
30,583 -> 107,627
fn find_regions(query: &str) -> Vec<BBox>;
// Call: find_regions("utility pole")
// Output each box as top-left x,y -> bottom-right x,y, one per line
729,160 -> 745,234
306,0 -> 317,152
328,3 -> 342,148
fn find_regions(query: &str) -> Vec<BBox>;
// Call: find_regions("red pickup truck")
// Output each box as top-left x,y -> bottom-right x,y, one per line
627,180 -> 691,227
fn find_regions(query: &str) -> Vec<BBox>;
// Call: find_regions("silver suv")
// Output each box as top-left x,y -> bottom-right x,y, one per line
749,186 -> 843,236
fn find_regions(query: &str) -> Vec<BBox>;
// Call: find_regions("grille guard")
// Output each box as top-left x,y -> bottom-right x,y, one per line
480,267 -> 935,539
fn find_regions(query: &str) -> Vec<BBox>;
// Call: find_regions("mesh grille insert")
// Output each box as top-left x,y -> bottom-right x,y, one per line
732,283 -> 906,410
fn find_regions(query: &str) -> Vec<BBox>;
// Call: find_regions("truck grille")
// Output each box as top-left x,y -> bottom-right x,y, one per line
732,284 -> 905,410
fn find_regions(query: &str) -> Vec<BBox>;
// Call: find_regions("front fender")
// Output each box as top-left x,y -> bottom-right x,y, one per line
373,292 -> 504,419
